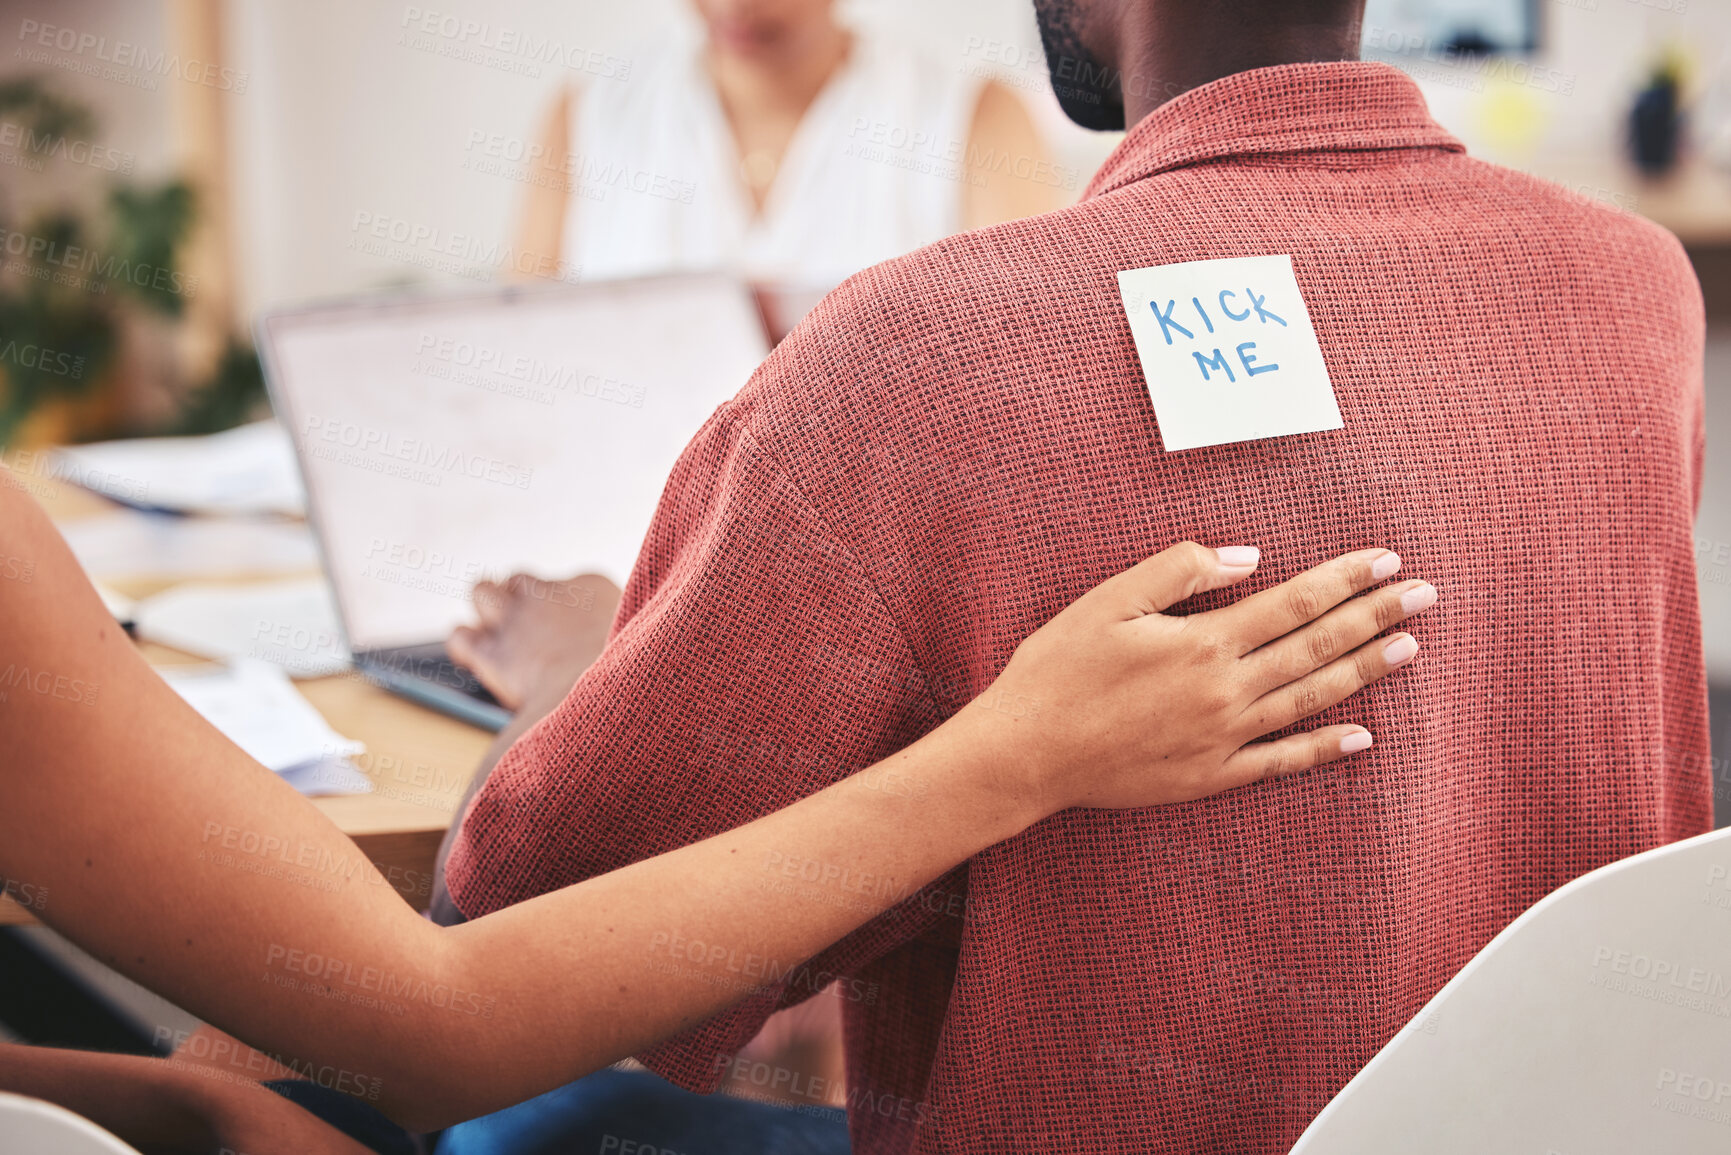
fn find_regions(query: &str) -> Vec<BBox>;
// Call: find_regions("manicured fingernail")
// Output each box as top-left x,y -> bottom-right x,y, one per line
1216,546 -> 1260,569
1399,583 -> 1438,615
1383,634 -> 1419,666
1340,730 -> 1373,754
1371,551 -> 1402,580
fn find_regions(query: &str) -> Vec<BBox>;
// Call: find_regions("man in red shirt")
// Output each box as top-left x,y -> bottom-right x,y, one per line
441,0 -> 1711,1149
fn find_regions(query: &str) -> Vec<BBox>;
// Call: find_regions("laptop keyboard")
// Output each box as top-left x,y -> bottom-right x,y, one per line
358,643 -> 502,706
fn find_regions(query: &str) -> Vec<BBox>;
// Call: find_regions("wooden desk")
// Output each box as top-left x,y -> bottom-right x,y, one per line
0,478 -> 493,926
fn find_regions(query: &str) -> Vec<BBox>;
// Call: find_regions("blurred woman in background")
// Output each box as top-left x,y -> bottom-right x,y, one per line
514,0 -> 1062,298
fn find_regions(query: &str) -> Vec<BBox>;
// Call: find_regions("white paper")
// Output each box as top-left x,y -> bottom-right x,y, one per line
277,755 -> 375,796
59,509 -> 319,581
157,659 -> 366,784
50,420 -> 305,517
134,578 -> 350,679
1117,254 -> 1343,452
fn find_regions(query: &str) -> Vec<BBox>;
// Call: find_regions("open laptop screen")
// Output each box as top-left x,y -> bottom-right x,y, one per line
260,275 -> 770,653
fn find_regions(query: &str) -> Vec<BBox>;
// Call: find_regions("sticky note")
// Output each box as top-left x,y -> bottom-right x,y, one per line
1117,254 -> 1342,452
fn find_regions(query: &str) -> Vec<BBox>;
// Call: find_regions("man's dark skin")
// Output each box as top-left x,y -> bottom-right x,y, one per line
1034,0 -> 1367,129
429,0 -> 1373,924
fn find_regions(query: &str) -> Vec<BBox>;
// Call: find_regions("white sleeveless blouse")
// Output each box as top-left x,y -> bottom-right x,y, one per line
565,31 -> 984,289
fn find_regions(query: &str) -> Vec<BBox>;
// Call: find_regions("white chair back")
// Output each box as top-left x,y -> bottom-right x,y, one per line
1292,826 -> 1731,1153
0,1091 -> 143,1155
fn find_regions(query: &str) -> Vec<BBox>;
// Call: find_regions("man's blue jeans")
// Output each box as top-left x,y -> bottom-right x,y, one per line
436,1067 -> 851,1155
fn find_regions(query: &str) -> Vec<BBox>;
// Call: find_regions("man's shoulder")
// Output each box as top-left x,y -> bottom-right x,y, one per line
731,153 -> 1705,469
1453,155 -> 1695,279
1473,156 -> 1703,346
723,210 -> 1096,529
805,205 -> 1093,338
737,205 -> 1100,430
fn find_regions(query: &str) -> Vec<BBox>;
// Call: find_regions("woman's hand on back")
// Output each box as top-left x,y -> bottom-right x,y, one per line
972,543 -> 1436,814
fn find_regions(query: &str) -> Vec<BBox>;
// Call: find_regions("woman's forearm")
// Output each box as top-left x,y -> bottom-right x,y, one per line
428,704 -> 1034,1124
0,473 -> 1039,1130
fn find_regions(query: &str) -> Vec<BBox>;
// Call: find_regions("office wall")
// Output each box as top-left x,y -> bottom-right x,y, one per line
221,0 -> 1097,319
0,0 -> 178,216
1406,0 -> 1730,164
5,0 -> 1728,315
224,0 -> 1730,314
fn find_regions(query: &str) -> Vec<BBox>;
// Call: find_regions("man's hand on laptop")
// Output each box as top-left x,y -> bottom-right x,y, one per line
446,573 -> 622,712
965,544 -> 1435,814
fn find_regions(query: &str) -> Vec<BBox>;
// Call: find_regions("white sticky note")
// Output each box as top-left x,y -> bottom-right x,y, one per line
1117,254 -> 1342,452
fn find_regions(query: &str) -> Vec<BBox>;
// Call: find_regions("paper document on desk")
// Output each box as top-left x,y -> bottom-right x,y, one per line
60,509 -> 318,581
135,578 -> 350,678
157,660 -> 371,796
50,420 -> 305,517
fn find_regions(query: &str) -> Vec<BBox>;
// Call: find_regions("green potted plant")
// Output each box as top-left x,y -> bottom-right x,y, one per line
0,77 -> 264,448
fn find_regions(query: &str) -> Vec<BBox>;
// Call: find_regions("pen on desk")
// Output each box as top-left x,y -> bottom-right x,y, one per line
93,581 -> 137,636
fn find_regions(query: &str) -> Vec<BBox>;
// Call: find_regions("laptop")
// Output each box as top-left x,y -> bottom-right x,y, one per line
258,275 -> 771,730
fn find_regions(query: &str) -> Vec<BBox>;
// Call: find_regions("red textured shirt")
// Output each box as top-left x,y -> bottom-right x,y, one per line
446,62 -> 1710,1153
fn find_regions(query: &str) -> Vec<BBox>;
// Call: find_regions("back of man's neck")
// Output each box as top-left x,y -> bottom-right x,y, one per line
1115,11 -> 1363,125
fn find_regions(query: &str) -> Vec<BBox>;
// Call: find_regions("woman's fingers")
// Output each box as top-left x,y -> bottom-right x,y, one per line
1246,579 -> 1438,691
1244,631 -> 1420,737
1216,725 -> 1375,791
1092,541 -> 1263,620
1208,548 -> 1401,654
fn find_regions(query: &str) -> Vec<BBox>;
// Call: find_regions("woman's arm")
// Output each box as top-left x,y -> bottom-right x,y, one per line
0,475 -> 1432,1129
963,80 -> 1065,228
511,87 -> 576,280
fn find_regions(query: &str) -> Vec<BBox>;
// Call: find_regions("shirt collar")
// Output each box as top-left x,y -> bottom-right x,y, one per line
1083,61 -> 1464,200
